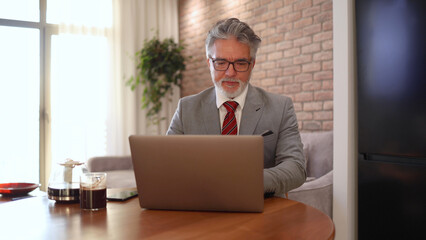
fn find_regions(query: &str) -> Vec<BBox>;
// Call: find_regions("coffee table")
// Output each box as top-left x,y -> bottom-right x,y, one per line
0,193 -> 334,239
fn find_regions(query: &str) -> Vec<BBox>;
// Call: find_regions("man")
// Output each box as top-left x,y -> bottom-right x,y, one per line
167,18 -> 306,197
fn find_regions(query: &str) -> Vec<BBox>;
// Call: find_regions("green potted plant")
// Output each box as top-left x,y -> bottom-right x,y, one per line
127,36 -> 187,124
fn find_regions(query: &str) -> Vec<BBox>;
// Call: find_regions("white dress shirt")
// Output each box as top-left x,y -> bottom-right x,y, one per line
215,85 -> 249,135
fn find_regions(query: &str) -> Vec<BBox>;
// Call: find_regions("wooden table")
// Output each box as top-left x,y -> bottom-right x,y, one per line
0,195 -> 334,240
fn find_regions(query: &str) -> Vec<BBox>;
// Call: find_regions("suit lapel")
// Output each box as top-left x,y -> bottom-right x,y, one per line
201,88 -> 221,134
239,85 -> 264,135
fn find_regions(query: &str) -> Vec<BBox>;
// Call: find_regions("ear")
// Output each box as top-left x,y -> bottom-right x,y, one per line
251,59 -> 256,69
206,58 -> 210,68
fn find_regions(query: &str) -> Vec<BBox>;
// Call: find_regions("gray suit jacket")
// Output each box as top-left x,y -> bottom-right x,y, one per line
167,84 -> 306,196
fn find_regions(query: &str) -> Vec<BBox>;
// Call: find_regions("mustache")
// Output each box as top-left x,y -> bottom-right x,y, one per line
220,78 -> 241,83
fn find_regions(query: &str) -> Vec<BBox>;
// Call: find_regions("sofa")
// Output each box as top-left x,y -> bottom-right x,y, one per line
86,131 -> 333,217
87,155 -> 136,189
288,131 -> 333,217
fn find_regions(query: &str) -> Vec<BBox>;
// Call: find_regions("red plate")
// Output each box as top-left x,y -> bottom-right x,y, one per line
0,183 -> 40,196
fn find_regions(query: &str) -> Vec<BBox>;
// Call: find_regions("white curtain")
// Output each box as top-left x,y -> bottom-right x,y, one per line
52,0 -> 179,160
51,1 -> 114,165
108,0 -> 180,155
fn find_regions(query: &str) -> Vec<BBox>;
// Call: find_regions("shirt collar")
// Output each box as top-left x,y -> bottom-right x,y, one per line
215,83 -> 249,110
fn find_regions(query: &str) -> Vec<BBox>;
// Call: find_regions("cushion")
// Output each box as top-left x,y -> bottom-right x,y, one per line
300,131 -> 333,178
288,171 -> 333,217
87,156 -> 133,172
105,170 -> 136,189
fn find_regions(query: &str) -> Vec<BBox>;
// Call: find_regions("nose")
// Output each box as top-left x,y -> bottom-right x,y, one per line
225,63 -> 237,77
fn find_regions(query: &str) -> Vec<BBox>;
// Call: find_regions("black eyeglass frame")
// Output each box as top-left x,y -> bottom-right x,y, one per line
209,58 -> 252,72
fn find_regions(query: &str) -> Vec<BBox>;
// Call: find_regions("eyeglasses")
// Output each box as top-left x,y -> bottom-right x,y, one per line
209,58 -> 252,72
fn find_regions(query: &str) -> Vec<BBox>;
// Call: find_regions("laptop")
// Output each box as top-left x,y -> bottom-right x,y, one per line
128,135 -> 264,212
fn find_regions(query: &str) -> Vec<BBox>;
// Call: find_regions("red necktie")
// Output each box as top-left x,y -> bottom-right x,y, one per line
221,101 -> 239,135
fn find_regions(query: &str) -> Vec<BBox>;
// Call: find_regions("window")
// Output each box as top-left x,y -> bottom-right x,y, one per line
0,25 -> 40,183
0,0 -> 113,189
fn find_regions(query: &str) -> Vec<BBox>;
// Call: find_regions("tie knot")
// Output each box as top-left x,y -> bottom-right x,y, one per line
223,101 -> 238,113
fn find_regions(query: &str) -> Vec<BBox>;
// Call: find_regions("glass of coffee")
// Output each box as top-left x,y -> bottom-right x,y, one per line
80,172 -> 107,211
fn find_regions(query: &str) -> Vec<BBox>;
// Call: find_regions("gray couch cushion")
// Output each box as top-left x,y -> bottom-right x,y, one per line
105,170 -> 136,189
86,156 -> 136,189
288,131 -> 333,217
87,156 -> 133,172
288,171 -> 333,216
300,131 -> 333,179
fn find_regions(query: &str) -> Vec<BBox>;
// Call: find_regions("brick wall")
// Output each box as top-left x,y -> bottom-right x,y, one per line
178,0 -> 333,131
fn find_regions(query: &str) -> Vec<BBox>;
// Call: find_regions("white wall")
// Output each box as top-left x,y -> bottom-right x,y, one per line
333,0 -> 357,239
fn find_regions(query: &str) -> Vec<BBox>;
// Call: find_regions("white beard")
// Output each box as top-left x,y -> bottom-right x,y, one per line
213,78 -> 248,99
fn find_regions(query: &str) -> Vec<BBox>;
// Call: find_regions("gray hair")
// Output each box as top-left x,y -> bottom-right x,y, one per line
205,18 -> 262,59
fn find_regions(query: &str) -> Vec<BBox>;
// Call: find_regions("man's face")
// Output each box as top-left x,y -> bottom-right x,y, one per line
207,37 -> 255,98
